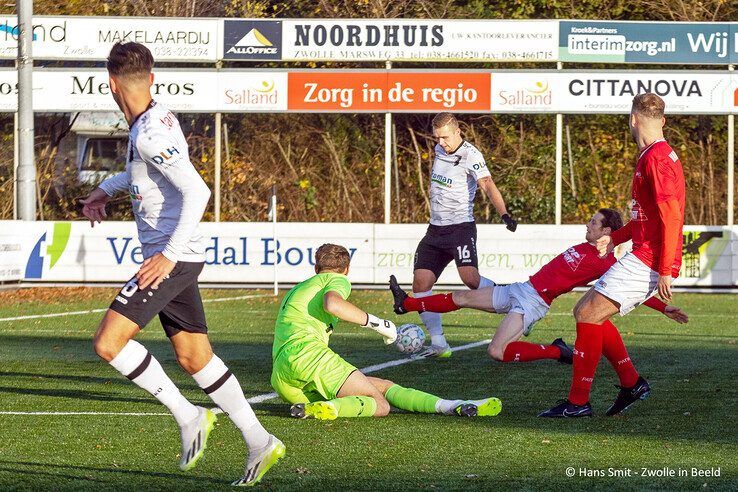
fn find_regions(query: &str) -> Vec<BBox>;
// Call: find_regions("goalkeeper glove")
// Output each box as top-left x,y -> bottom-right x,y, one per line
363,314 -> 398,344
501,214 -> 518,232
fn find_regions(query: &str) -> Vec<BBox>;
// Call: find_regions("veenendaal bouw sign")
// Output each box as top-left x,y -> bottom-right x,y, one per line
7,221 -> 737,287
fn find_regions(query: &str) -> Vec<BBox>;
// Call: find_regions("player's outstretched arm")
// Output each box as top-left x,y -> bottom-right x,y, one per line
80,172 -> 128,226
323,291 -> 397,343
80,187 -> 112,227
477,176 -> 516,231
642,297 -> 688,324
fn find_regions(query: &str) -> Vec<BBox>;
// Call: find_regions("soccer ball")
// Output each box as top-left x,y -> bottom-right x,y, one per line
394,323 -> 426,354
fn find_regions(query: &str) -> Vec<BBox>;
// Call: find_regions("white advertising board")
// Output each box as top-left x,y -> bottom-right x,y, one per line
491,71 -> 735,114
0,235 -> 23,282
0,16 -> 219,62
0,69 -> 734,114
7,221 -> 735,287
279,19 -> 558,62
8,221 -> 374,284
0,69 -> 287,113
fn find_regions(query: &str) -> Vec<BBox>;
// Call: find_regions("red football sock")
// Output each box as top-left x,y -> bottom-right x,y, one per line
502,341 -> 560,362
601,320 -> 639,388
403,293 -> 458,313
568,322 -> 604,406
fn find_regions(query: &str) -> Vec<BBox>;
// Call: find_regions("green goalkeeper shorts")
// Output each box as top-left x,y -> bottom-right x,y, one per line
271,340 -> 357,404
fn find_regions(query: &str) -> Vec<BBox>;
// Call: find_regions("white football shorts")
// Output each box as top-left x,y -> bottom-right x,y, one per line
594,251 -> 666,316
491,281 -> 550,336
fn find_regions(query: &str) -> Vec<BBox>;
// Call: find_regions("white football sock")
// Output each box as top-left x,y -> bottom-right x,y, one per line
192,354 -> 270,452
109,340 -> 198,427
435,399 -> 464,415
414,290 -> 446,345
478,276 -> 496,289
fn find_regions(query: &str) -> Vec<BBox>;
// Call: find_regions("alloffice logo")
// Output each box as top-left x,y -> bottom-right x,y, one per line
224,20 -> 282,60
24,223 -> 71,279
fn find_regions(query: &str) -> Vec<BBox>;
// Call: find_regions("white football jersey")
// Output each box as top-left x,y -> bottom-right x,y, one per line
99,101 -> 211,262
429,141 -> 491,226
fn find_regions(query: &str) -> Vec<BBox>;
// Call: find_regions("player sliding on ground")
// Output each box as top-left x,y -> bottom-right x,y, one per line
80,41 -> 283,487
389,208 -> 688,368
271,243 -> 502,420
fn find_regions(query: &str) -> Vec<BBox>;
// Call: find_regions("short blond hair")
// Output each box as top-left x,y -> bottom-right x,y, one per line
632,93 -> 665,119
432,112 -> 459,130
315,243 -> 351,273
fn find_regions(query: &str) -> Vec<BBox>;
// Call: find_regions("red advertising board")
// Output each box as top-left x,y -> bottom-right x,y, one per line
287,72 -> 491,111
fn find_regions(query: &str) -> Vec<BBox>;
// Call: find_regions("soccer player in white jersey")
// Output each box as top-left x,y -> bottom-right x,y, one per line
79,42 -> 283,486
411,113 -> 517,358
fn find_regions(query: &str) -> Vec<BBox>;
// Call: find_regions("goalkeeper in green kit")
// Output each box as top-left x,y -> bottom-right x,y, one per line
271,243 -> 501,420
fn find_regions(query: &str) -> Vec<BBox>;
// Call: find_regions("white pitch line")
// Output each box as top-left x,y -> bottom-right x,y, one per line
0,294 -> 271,323
0,411 -> 170,416
0,339 -> 492,415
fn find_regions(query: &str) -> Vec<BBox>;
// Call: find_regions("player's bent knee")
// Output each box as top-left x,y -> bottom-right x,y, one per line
368,377 -> 395,395
176,352 -> 208,375
452,290 -> 472,308
573,300 -> 595,322
461,276 -> 480,290
92,335 -> 120,362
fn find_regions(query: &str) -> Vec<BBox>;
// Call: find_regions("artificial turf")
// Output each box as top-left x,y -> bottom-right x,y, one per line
0,287 -> 735,490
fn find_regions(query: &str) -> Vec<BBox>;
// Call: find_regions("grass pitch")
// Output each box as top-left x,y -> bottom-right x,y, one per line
0,287 -> 735,490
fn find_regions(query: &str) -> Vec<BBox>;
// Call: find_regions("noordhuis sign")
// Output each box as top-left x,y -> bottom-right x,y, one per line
277,19 -> 558,62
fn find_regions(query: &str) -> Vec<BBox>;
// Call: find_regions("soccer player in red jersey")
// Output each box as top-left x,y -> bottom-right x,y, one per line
389,209 -> 687,368
539,93 -> 686,418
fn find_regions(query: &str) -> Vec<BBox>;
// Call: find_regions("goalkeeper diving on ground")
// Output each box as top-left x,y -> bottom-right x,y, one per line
271,243 -> 502,420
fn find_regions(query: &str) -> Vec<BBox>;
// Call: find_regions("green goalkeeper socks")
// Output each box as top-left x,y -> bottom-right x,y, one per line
330,396 -> 377,417
385,384 -> 440,414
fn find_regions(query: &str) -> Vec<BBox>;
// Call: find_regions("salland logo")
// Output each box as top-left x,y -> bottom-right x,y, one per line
24,223 -> 71,279
498,79 -> 552,106
224,79 -> 279,106
224,20 -> 282,60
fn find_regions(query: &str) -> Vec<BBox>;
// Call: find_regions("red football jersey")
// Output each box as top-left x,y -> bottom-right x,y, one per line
630,140 -> 685,277
529,242 -> 616,306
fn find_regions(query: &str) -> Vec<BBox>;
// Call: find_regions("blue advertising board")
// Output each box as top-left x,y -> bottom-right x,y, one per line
559,21 -> 736,65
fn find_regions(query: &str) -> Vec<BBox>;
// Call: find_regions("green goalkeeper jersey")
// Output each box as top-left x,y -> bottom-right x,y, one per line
273,272 -> 352,357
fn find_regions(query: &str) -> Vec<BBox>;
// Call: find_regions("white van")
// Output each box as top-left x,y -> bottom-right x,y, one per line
71,112 -> 129,185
